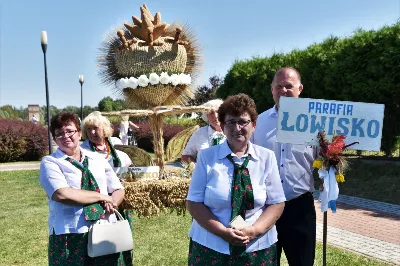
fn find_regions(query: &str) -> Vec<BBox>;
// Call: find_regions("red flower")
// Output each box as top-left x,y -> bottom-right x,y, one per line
55,259 -> 59,264
265,248 -> 270,254
245,262 -> 251,266
247,184 -> 253,190
211,257 -> 217,264
68,258 -> 73,262
234,184 -> 239,190
196,256 -> 201,262
243,169 -> 249,175
203,247 -> 209,252
95,188 -> 100,193
100,214 -> 105,219
252,252 -> 257,256
261,262 -> 266,266
189,252 -> 192,257
91,206 -> 97,212
270,259 -> 274,264
85,215 -> 89,220
61,251 -> 65,256
231,202 -> 235,208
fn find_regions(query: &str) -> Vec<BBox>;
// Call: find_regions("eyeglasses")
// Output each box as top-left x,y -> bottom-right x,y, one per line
55,130 -> 78,139
224,119 -> 252,128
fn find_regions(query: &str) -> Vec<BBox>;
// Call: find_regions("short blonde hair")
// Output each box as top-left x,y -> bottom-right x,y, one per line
81,111 -> 114,140
201,99 -> 223,123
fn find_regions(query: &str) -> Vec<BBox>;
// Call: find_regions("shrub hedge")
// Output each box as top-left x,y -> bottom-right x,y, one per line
217,22 -> 400,156
0,120 -> 49,162
112,121 -> 187,152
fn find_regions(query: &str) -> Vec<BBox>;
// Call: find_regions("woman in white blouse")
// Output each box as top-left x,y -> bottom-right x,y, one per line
39,112 -> 132,265
182,99 -> 225,163
80,111 -> 132,175
186,94 -> 285,265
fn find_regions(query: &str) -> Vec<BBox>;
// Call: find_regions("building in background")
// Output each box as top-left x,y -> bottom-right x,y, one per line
28,104 -> 40,123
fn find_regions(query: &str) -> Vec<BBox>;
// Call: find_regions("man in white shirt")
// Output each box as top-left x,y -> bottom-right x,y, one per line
252,67 -> 317,266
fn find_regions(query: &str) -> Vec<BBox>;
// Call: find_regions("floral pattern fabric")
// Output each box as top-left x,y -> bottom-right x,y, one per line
188,239 -> 277,266
65,156 -> 105,221
226,154 -> 254,257
49,232 -> 132,266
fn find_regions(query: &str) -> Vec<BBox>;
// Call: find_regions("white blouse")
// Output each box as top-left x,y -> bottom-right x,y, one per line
39,148 -> 124,235
81,138 -> 132,175
182,125 -> 225,160
187,141 -> 286,254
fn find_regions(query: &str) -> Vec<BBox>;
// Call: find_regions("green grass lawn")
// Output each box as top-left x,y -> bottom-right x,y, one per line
313,158 -> 400,205
0,170 -> 392,266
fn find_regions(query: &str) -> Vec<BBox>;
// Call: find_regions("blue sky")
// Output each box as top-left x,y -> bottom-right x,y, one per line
0,0 -> 399,109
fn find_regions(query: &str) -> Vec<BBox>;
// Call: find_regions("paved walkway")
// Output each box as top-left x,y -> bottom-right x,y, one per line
1,163 -> 399,264
313,192 -> 400,265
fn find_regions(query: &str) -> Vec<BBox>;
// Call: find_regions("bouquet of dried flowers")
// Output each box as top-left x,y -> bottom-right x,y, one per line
312,131 -> 357,182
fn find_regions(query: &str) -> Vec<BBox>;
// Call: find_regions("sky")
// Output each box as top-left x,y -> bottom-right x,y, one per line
0,0 -> 399,109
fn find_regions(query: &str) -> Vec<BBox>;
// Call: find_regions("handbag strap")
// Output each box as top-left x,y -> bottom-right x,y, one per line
113,209 -> 124,221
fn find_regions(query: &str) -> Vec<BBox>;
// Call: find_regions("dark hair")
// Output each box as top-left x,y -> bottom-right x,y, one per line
218,93 -> 258,124
50,111 -> 81,139
272,67 -> 302,84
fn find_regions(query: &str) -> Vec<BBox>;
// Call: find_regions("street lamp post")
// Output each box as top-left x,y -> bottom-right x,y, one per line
41,31 -> 53,154
79,75 -> 84,120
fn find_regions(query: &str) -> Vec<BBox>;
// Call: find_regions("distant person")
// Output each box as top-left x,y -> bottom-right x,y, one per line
31,115 -> 38,124
80,111 -> 132,175
119,115 -> 139,145
39,111 -> 132,265
186,94 -> 285,265
252,67 -> 317,266
181,99 -> 225,163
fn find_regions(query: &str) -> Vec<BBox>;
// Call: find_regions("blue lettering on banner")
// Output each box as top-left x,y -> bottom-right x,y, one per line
308,101 -> 354,115
351,118 -> 365,137
296,114 -> 308,132
336,118 -> 350,135
280,113 -> 380,139
367,120 -> 379,138
328,117 -> 336,135
281,112 -> 294,131
310,115 -> 326,133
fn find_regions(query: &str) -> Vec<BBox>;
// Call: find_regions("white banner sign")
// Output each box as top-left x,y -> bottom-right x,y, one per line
120,166 -> 160,180
277,97 -> 384,151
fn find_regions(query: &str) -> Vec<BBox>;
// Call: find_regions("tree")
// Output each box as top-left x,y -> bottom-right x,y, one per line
188,75 -> 223,106
40,105 -> 59,125
0,105 -> 21,119
98,97 -> 115,112
98,97 -> 127,111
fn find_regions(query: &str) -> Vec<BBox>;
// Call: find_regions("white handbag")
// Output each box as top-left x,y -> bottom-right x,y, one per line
87,210 -> 134,257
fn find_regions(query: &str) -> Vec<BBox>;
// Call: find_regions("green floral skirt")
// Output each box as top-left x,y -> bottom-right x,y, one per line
48,231 -> 133,266
188,239 -> 277,266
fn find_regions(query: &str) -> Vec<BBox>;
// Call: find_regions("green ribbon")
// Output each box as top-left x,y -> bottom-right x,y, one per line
65,156 -> 105,221
89,137 -> 121,168
227,154 -> 254,256
211,133 -> 225,146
